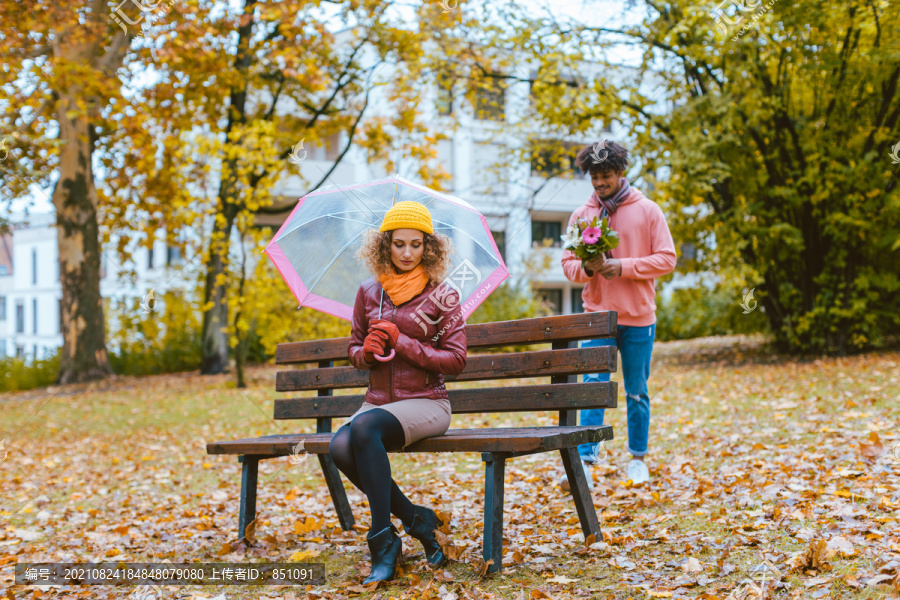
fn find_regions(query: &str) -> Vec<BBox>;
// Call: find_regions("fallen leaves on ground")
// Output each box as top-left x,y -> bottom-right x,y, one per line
1,336 -> 898,599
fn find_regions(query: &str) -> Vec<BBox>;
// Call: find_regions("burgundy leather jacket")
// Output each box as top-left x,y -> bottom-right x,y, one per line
348,278 -> 467,406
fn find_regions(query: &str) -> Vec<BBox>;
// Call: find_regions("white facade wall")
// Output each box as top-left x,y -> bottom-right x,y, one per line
0,213 -> 60,360
0,273 -> 9,357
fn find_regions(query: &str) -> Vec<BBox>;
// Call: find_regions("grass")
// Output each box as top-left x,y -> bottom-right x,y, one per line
1,334 -> 899,599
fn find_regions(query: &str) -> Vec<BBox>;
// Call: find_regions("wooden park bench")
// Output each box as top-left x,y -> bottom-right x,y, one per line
207,311 -> 618,573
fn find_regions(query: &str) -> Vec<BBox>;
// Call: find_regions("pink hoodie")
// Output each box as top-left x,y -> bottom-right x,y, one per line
562,187 -> 677,326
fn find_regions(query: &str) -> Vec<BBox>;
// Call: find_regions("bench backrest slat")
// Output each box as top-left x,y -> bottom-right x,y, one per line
275,346 -> 616,392
275,311 -> 616,364
273,381 -> 617,419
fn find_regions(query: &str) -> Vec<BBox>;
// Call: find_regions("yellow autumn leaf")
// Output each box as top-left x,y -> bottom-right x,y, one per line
289,548 -> 320,561
293,517 -> 323,535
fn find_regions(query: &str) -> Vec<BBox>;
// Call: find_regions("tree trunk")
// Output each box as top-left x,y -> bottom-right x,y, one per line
233,226 -> 250,388
199,0 -> 256,375
54,90 -> 113,384
200,201 -> 238,374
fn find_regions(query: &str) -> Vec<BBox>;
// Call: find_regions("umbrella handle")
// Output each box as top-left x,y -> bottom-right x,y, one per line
374,349 -> 395,362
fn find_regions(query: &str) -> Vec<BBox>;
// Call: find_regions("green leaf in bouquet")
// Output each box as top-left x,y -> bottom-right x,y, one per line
606,231 -> 620,250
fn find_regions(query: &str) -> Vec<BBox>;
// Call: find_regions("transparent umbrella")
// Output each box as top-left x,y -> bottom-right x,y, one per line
264,175 -> 510,321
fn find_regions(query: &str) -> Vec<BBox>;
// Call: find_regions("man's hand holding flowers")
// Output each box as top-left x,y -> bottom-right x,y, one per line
562,216 -> 620,278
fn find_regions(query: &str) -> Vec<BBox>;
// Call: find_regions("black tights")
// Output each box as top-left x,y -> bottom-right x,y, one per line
328,409 -> 416,533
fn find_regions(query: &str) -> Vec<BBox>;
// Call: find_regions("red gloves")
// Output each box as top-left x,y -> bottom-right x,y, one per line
362,320 -> 400,363
363,330 -> 388,363
370,320 -> 400,349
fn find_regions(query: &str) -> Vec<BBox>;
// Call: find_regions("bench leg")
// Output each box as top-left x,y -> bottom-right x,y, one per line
238,455 -> 259,540
482,452 -> 507,574
560,447 -> 603,542
318,453 -> 355,531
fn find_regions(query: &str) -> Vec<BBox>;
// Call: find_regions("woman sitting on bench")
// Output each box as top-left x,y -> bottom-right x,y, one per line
329,201 -> 467,584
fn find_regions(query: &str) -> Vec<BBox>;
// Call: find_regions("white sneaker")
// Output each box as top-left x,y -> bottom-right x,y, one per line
626,459 -> 650,485
559,461 -> 594,491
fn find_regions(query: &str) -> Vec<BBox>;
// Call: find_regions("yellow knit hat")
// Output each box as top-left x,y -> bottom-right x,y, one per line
379,201 -> 434,234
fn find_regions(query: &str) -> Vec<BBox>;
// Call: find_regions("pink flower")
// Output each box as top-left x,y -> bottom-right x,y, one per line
582,226 -> 601,245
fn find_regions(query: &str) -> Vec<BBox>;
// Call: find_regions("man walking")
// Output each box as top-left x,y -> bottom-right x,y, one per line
560,141 -> 676,488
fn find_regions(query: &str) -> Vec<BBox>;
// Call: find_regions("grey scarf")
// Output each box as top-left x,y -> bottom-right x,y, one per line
594,178 -> 631,219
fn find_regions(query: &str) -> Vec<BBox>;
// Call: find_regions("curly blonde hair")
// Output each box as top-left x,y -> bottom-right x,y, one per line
356,228 -> 453,282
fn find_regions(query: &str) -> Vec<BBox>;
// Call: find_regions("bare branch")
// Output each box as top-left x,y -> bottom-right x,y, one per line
303,39 -> 368,131
15,94 -> 58,133
255,91 -> 372,215
580,25 -> 724,92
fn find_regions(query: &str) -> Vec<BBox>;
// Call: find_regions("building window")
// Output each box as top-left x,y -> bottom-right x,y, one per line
472,78 -> 506,122
677,243 -> 696,268
490,230 -> 506,262
530,140 -> 585,179
16,345 -> 24,359
303,132 -> 341,161
0,295 -> 5,321
15,300 -> 24,334
320,132 -> 340,161
571,287 -> 584,314
528,71 -> 589,126
531,220 -> 562,248
166,244 -> 183,266
32,298 -> 38,334
0,339 -> 6,358
147,245 -> 155,270
32,248 -> 37,285
537,288 -> 563,315
436,75 -> 454,116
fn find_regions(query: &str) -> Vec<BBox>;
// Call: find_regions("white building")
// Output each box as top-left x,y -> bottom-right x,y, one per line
255,37 -> 682,316
0,213 -> 60,360
0,212 -> 203,361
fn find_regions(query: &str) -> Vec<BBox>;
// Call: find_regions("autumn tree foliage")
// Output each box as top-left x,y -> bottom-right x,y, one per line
128,0 -> 455,374
2,0 -> 457,380
0,0 -> 145,383
5,0 -> 895,386
570,0 -> 900,353
430,0 -> 900,354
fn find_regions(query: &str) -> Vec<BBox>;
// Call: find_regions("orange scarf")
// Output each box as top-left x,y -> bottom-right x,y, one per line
378,264 -> 430,306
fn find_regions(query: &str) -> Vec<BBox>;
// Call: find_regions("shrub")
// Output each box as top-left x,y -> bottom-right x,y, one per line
0,290 -> 205,392
655,284 -> 769,342
467,280 -> 551,325
248,259 -> 352,360
465,280 -> 552,353
106,290 -> 204,376
0,352 -> 59,392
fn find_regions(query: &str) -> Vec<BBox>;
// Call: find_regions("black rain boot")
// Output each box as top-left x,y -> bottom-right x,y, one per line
403,505 -> 447,566
363,525 -> 403,584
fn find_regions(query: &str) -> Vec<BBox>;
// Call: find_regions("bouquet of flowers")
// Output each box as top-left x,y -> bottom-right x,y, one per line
561,215 -> 620,267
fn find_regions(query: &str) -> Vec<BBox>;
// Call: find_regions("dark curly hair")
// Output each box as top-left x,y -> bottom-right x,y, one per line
356,228 -> 453,282
574,140 -> 629,176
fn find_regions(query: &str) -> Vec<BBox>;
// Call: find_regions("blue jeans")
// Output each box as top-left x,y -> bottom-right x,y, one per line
578,323 -> 656,462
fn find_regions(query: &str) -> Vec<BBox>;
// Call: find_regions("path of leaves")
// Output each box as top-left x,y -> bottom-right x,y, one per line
1,335 -> 898,600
